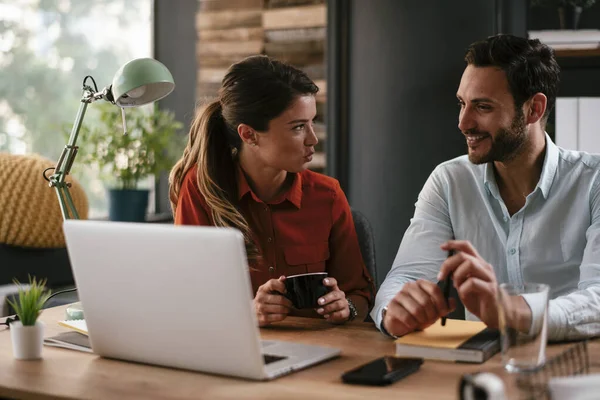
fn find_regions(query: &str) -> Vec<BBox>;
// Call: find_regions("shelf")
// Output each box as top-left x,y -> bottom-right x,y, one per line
555,48 -> 600,58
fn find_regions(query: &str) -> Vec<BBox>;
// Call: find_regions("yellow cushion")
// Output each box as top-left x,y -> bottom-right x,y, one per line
0,153 -> 89,248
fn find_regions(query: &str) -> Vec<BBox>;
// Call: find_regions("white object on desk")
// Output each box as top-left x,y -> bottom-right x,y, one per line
549,374 -> 600,400
58,319 -> 88,336
460,372 -> 506,400
61,220 -> 341,380
10,321 -> 45,360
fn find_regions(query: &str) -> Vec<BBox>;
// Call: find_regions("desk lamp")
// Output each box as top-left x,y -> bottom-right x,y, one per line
46,58 -> 175,319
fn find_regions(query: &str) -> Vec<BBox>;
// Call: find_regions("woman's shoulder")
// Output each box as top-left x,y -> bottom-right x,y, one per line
182,165 -> 198,185
300,169 -> 341,192
299,170 -> 344,202
180,166 -> 207,203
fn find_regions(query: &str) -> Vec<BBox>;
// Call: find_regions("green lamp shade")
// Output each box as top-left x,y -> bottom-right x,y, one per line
111,58 -> 175,107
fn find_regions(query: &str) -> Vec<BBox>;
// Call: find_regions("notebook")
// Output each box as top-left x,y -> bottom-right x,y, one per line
44,331 -> 92,353
395,319 -> 500,363
58,319 -> 88,336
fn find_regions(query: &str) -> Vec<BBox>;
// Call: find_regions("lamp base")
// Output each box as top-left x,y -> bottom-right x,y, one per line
65,302 -> 84,320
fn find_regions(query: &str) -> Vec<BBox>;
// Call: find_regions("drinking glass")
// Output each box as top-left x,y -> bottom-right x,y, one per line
497,283 -> 549,373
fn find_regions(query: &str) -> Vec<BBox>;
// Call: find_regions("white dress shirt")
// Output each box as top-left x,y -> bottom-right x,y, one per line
372,134 -> 600,341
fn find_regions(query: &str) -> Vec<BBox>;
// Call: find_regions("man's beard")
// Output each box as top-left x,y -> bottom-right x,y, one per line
468,111 -> 527,165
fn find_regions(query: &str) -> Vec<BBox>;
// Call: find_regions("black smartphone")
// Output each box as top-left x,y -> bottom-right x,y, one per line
341,356 -> 424,386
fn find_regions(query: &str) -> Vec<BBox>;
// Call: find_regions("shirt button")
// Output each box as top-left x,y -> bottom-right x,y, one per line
509,248 -> 516,255
503,216 -> 509,222
264,206 -> 269,212
267,237 -> 273,243
268,266 -> 275,274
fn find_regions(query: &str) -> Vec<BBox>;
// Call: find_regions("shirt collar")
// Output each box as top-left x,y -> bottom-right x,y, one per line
483,132 -> 558,200
237,165 -> 303,209
537,133 -> 559,199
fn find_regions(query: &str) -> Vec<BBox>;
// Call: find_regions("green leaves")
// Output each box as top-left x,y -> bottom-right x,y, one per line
6,276 -> 51,326
73,103 -> 185,190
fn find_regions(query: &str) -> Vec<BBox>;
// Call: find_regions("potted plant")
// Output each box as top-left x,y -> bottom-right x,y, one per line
75,103 -> 184,222
7,276 -> 51,360
531,0 -> 597,29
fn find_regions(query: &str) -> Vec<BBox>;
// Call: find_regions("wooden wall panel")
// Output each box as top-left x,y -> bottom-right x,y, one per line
197,0 -> 327,171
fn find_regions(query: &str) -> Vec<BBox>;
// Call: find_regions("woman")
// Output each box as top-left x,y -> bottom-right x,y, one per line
169,55 -> 373,326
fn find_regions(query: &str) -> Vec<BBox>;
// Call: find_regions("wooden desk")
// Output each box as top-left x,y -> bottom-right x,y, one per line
0,306 -> 597,400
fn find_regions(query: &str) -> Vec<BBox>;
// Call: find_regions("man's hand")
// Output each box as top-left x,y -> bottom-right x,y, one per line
383,279 -> 456,337
253,276 -> 293,327
438,240 -> 500,328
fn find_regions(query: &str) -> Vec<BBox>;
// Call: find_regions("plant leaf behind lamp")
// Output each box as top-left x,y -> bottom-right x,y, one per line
43,58 -> 175,319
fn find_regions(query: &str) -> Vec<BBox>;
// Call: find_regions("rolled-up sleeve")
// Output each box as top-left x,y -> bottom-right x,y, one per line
539,173 -> 600,341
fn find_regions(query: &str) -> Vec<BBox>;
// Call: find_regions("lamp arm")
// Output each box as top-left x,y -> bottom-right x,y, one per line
49,85 -> 110,220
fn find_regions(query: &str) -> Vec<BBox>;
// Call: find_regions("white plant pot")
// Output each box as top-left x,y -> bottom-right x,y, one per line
10,321 -> 45,360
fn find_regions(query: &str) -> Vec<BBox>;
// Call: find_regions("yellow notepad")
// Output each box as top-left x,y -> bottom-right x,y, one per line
58,319 -> 88,336
395,319 -> 486,349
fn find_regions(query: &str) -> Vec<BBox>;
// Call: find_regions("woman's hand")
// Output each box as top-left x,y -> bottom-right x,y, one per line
315,277 -> 350,323
253,276 -> 293,327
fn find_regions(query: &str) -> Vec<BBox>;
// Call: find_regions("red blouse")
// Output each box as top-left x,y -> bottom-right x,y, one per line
174,166 -> 374,306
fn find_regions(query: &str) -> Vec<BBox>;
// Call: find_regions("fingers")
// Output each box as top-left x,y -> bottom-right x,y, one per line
451,257 -> 495,288
254,290 -> 293,309
456,276 -> 496,300
319,299 -> 350,323
255,301 -> 291,315
437,249 -> 493,283
318,277 -> 353,323
322,277 -> 339,291
441,240 -> 480,258
383,298 -> 420,337
456,277 -> 499,328
325,308 -> 350,323
256,312 -> 288,327
448,297 -> 457,311
317,283 -> 344,307
316,298 -> 346,316
254,277 -> 293,326
258,276 -> 287,295
315,285 -> 349,323
416,280 -> 453,317
383,280 -> 450,337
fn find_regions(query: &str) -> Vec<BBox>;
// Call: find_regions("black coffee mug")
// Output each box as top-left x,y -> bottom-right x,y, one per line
284,272 -> 329,309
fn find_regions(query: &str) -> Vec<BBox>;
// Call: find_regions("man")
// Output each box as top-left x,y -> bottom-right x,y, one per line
372,34 -> 600,341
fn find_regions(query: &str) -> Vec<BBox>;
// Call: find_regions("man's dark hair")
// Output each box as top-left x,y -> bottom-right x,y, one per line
465,34 -> 560,123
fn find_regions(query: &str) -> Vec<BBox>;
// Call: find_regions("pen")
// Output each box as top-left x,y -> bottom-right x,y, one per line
441,250 -> 454,327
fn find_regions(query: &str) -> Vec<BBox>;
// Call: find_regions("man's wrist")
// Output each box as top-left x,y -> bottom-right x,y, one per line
380,306 -> 398,338
511,295 -> 534,333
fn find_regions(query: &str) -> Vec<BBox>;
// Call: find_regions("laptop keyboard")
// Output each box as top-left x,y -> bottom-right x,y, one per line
263,354 -> 287,365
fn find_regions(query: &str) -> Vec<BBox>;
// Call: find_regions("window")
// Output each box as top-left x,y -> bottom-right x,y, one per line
0,0 -> 153,217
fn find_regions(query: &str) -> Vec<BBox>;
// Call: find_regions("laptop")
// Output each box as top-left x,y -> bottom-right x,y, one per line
62,220 -> 340,380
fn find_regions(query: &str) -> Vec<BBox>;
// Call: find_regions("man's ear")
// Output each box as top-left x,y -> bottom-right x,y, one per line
525,93 -> 547,125
237,123 -> 257,147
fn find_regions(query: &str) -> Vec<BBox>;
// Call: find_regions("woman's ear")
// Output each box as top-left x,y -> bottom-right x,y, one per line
525,93 -> 547,125
237,123 -> 257,147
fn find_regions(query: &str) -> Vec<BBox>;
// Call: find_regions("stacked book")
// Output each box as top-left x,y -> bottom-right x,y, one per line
529,30 -> 600,50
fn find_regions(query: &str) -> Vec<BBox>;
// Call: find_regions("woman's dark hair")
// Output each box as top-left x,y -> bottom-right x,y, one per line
465,34 -> 560,124
169,55 -> 318,260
